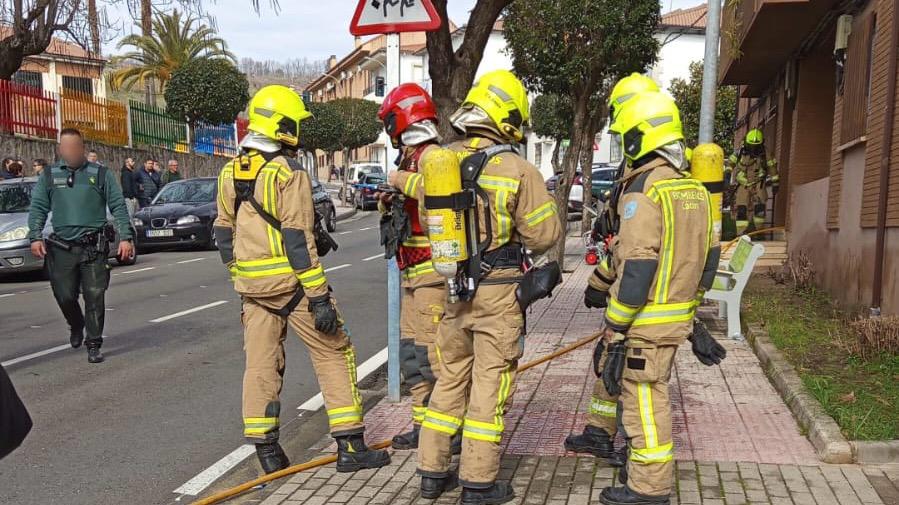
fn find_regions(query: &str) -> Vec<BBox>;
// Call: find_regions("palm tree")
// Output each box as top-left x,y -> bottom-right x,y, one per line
110,9 -> 235,95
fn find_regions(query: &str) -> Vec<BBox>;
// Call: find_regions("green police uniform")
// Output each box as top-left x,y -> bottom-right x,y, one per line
27,161 -> 133,351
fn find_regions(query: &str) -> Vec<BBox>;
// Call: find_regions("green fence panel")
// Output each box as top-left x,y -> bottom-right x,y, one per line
129,100 -> 188,152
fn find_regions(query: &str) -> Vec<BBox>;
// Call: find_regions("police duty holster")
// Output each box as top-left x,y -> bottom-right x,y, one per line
233,152 -> 338,317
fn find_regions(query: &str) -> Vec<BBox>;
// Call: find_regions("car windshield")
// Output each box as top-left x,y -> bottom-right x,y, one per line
0,183 -> 34,214
153,180 -> 216,205
592,170 -> 616,182
361,165 -> 383,175
364,174 -> 387,184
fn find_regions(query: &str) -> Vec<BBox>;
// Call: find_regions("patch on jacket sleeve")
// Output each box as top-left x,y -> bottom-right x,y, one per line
623,201 -> 638,220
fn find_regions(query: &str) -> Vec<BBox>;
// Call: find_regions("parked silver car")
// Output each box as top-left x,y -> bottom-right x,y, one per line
0,177 -> 137,276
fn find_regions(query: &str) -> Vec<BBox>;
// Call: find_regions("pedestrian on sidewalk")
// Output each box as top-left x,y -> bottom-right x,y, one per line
213,85 -> 389,475
378,83 -> 461,454
136,158 -> 160,207
404,70 -> 562,504
161,159 -> 182,187
120,157 -> 138,217
27,128 -> 134,364
589,92 -> 719,505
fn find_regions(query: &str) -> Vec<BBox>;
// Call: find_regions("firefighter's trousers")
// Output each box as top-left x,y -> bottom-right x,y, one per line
241,292 -> 363,443
400,284 -> 445,425
620,341 -> 678,497
418,283 -> 524,487
587,350 -> 619,435
734,184 -> 766,233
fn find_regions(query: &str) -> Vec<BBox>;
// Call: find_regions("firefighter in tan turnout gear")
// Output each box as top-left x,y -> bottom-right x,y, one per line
214,85 -> 389,474
376,83 -> 459,453
727,128 -> 778,234
393,70 -> 562,505
592,92 -> 720,505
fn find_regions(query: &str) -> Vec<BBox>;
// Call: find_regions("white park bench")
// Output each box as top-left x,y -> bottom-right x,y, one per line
704,235 -> 765,340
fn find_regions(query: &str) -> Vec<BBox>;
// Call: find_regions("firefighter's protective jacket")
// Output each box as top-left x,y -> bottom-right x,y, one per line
393,136 -> 562,276
728,151 -> 778,189
394,143 -> 444,289
603,157 -> 720,346
214,150 -> 329,299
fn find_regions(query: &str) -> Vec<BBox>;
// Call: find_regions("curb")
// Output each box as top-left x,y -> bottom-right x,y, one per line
851,440 -> 899,464
335,207 -> 357,222
746,323 -> 854,464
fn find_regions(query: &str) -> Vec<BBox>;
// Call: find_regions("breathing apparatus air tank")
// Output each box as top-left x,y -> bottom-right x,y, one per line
421,148 -> 469,302
691,143 -> 724,238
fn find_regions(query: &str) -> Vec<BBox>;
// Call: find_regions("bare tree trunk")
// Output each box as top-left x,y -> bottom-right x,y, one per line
425,0 -> 511,141
580,127 -> 596,234
141,0 -> 156,106
551,93 -> 591,263
550,140 -> 562,173
87,0 -> 100,56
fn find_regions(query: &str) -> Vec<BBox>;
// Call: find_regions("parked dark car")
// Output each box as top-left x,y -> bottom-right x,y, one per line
132,178 -> 218,250
312,179 -> 337,232
353,173 -> 387,211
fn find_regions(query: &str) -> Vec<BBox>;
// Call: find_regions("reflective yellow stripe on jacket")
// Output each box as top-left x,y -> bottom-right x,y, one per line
478,175 -> 520,244
403,261 -> 435,280
234,257 -> 294,279
525,201 -> 557,227
298,264 -> 327,289
607,299 -> 698,328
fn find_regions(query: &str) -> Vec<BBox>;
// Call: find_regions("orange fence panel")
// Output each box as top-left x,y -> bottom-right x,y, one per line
60,90 -> 128,146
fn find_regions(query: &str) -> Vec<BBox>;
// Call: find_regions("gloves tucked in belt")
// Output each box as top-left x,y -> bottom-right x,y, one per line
602,340 -> 627,396
309,294 -> 339,335
689,319 -> 727,366
584,286 -> 608,309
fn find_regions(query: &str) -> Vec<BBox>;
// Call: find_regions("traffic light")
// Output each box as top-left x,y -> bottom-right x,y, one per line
375,77 -> 385,97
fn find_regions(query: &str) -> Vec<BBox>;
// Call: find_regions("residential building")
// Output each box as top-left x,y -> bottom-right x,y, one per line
3,27 -> 108,99
651,4 -> 708,92
719,0 -> 898,315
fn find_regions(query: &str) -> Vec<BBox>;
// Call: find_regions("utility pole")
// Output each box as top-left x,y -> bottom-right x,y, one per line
698,0 -> 723,143
141,0 -> 156,106
385,32 -> 401,403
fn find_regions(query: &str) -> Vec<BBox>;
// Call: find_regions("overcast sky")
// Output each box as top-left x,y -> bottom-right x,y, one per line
103,0 -> 705,62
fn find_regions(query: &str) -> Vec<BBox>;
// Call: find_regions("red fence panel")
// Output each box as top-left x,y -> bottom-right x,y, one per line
236,117 -> 249,143
0,80 -> 59,140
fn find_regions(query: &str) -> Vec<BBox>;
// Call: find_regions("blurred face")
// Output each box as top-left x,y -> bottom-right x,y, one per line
32,162 -> 44,173
144,160 -> 154,171
125,157 -> 134,168
87,151 -> 98,163
153,161 -> 161,171
168,160 -> 179,172
58,133 -> 86,168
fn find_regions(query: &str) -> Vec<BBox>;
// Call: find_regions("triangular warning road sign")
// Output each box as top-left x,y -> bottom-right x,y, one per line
350,0 -> 442,36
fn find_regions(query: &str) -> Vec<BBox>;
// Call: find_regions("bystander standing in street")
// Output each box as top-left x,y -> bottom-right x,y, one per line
136,158 -> 161,208
152,160 -> 162,173
120,157 -> 138,216
32,159 -> 47,176
86,150 -> 101,166
27,128 -> 134,364
1,158 -> 14,179
161,159 -> 182,187
6,162 -> 23,178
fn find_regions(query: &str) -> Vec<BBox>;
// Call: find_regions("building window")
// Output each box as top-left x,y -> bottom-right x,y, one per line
11,70 -> 42,90
841,9 -> 876,143
62,75 -> 93,95
534,143 -> 543,168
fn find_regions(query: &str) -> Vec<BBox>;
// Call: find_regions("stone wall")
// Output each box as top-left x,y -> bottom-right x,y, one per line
0,134 -> 227,179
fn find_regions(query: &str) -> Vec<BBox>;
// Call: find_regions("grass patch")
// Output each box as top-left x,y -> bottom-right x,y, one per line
744,276 -> 899,441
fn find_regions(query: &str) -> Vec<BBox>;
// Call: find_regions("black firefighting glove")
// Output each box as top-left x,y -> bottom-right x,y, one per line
689,319 -> 727,366
309,295 -> 339,335
592,340 -> 605,378
584,286 -> 609,309
602,340 -> 627,396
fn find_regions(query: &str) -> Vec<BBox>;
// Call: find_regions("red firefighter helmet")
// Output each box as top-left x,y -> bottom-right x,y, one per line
378,83 -> 438,140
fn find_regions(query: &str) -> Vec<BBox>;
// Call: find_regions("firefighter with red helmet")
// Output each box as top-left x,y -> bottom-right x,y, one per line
377,84 -> 459,453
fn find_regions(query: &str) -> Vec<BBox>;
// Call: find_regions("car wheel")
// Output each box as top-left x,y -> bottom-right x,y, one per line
326,206 -> 337,232
116,243 -> 138,266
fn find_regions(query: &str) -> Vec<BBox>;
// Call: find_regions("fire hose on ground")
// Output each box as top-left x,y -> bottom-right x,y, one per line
190,331 -> 603,505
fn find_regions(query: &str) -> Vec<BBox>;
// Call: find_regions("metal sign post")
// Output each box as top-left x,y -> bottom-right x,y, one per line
350,0 -> 442,404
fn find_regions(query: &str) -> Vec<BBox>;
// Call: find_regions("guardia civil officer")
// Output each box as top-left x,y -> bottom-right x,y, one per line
28,128 -> 134,363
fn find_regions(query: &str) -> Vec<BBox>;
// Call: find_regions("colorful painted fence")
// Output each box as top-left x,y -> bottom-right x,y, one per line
61,90 -> 129,146
193,122 -> 237,157
0,80 -> 58,139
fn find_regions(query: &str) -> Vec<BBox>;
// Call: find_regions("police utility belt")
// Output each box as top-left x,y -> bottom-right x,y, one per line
233,152 -> 338,318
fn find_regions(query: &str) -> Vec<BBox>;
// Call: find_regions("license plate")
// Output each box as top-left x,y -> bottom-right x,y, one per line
147,229 -> 174,238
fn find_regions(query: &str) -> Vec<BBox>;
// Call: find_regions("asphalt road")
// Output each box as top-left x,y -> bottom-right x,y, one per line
0,211 -> 389,505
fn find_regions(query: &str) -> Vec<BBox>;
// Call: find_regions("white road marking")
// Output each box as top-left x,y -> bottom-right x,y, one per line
172,444 -> 256,497
2,336 -> 108,367
357,226 -> 373,231
324,264 -> 351,273
298,346 -> 388,411
120,267 -> 155,275
149,300 -> 228,323
0,293 -> 15,298
338,230 -> 353,235
177,258 -> 206,264
362,254 -> 382,262
175,346 -> 389,497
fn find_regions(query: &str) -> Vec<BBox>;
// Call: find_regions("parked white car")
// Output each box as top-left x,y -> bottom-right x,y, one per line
339,162 -> 384,203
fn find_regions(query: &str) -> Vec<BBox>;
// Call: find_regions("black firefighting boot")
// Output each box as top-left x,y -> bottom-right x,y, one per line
392,425 -> 420,450
461,482 -> 515,505
420,471 -> 459,499
335,434 -> 390,472
564,426 -> 616,458
609,446 -> 627,468
70,328 -> 84,349
617,461 -> 628,485
86,345 -> 104,364
599,486 -> 670,505
255,441 -> 290,474
451,432 -> 462,455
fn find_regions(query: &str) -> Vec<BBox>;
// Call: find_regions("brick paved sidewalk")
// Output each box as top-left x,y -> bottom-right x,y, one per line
256,263 -> 896,505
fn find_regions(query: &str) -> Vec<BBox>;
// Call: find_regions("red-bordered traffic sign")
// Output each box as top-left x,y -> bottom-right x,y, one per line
350,0 -> 442,36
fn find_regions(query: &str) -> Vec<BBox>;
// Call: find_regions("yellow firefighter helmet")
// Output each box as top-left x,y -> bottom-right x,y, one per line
608,73 -> 660,128
247,85 -> 312,147
611,91 -> 684,161
462,70 -> 530,142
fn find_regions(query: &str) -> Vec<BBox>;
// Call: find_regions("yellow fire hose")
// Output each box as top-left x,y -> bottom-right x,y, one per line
722,227 -> 785,253
191,331 -> 603,505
